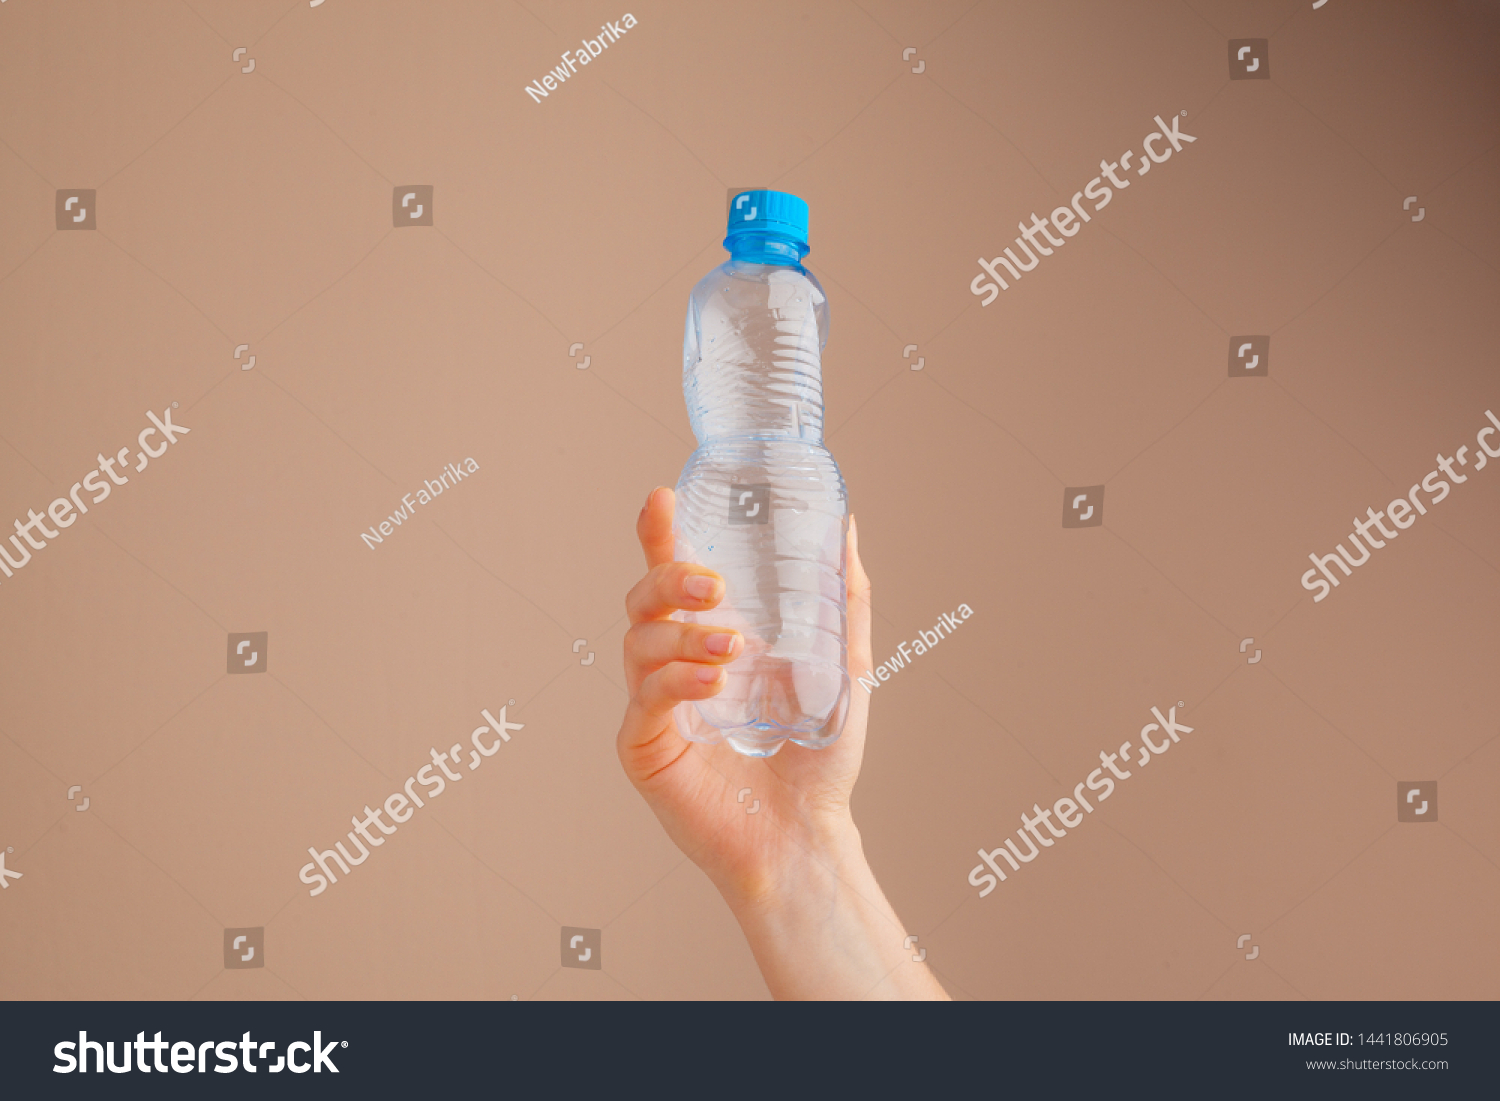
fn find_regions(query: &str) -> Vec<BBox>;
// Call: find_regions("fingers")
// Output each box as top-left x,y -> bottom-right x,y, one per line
636,486 -> 677,570
626,560 -> 725,625
626,620 -> 742,674
627,485 -> 722,627
630,660 -> 727,724
619,485 -> 733,773
618,657 -> 728,778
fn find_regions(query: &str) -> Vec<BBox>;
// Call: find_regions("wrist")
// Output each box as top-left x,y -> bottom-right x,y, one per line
717,809 -> 865,914
719,819 -> 913,1000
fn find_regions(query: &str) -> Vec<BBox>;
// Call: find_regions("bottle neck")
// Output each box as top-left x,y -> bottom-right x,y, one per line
726,232 -> 808,266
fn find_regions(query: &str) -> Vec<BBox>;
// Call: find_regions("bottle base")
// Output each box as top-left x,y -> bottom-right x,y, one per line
672,688 -> 849,758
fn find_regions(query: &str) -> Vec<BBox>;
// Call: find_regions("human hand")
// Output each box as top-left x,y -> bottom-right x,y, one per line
616,485 -> 874,906
617,486 -> 946,999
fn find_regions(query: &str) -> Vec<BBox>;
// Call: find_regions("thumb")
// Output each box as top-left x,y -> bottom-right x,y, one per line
846,514 -> 872,676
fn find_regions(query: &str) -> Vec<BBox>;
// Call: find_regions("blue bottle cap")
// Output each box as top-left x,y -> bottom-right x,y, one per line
724,189 -> 809,257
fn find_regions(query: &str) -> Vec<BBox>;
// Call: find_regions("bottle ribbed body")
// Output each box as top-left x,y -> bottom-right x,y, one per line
674,259 -> 849,755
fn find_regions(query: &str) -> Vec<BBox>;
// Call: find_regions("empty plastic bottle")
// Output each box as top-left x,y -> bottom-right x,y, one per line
672,190 -> 850,758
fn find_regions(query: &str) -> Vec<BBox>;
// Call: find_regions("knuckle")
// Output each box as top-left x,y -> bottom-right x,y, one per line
646,667 -> 682,706
627,576 -> 652,611
667,661 -> 700,692
655,566 -> 686,604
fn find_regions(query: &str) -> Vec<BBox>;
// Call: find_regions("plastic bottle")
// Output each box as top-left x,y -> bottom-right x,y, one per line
672,190 -> 850,758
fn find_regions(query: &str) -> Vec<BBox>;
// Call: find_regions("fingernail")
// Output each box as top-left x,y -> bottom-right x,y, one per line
695,665 -> 723,684
642,486 -> 660,511
684,574 -> 719,602
705,633 -> 738,657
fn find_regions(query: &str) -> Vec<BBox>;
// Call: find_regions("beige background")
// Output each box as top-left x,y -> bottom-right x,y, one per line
1,0 -> 1497,1001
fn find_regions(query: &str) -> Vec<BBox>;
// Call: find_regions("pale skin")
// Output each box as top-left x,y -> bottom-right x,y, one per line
617,486 -> 949,1000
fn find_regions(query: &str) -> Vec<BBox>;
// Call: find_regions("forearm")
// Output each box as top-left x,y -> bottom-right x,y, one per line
723,818 -> 949,1001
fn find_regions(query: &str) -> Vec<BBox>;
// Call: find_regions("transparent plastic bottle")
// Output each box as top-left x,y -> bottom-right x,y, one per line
672,190 -> 850,758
